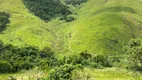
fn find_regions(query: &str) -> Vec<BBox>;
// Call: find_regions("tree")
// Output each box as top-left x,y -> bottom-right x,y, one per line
123,38 -> 142,71
0,61 -> 12,73
0,12 -> 10,32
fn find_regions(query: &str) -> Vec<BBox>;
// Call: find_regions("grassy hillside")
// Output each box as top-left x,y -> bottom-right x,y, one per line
49,0 -> 142,54
0,0 -> 54,49
0,0 -> 142,80
0,0 -> 142,54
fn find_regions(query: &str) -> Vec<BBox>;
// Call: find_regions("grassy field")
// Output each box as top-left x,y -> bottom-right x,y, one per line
0,0 -> 54,49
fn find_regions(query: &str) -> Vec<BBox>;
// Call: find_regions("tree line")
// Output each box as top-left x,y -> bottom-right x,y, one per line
0,40 -> 117,74
0,41 -> 54,73
1,38 -> 141,80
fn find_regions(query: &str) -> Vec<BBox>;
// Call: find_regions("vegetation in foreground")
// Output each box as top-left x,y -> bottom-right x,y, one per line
0,38 -> 142,80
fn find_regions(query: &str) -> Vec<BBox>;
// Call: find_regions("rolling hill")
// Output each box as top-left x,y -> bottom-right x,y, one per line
0,0 -> 142,80
0,0 -> 142,55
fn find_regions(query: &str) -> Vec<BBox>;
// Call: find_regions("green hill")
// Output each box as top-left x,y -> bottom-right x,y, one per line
0,0 -> 142,55
0,0 -> 142,79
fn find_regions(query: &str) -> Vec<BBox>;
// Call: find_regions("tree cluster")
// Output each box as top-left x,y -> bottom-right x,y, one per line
44,64 -> 84,80
22,0 -> 71,21
60,51 -> 114,68
0,41 -> 54,73
0,39 -> 118,74
123,38 -> 142,71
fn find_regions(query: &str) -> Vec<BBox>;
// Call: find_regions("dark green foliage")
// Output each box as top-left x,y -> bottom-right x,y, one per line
123,38 -> 142,71
22,0 -> 71,21
92,55 -> 112,67
43,51 -> 115,80
61,51 -> 113,68
0,40 -> 114,73
0,41 -> 54,73
65,0 -> 87,6
79,51 -> 113,67
0,61 -> 12,73
0,12 -> 10,32
60,16 -> 75,22
46,64 -> 83,80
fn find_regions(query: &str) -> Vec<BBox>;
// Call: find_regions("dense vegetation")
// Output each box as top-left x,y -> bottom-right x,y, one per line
44,64 -> 85,80
61,51 -> 114,68
0,41 -> 54,73
0,39 -> 115,74
0,12 -> 10,32
43,38 -> 142,80
123,38 -> 142,71
22,0 -> 71,21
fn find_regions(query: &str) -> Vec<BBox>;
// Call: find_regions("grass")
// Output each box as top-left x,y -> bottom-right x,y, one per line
85,67 -> 142,80
51,0 -> 142,54
0,0 -> 142,54
0,69 -> 46,80
0,0 -> 142,79
0,68 -> 141,80
0,0 -> 54,49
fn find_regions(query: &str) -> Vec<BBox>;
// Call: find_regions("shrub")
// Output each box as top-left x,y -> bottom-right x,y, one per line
60,16 -> 75,22
0,12 -> 10,32
123,38 -> 142,71
93,55 -> 112,67
46,64 -> 83,80
0,61 -> 12,73
0,41 -> 55,73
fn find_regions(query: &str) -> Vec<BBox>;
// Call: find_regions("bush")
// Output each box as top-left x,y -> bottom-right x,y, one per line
0,61 -> 12,73
0,12 -> 10,32
92,55 -> 112,67
123,38 -> 142,71
46,64 -> 83,80
60,16 -> 75,22
0,41 -> 55,73
61,51 -> 113,68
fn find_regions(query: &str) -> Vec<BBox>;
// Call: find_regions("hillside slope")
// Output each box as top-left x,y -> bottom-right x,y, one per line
0,0 -> 142,54
52,0 -> 142,54
0,0 -> 54,48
